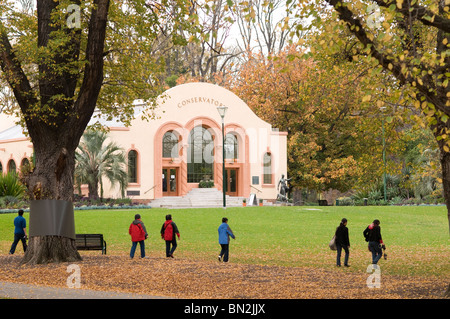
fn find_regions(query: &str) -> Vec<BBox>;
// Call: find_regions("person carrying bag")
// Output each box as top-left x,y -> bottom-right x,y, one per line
334,218 -> 350,267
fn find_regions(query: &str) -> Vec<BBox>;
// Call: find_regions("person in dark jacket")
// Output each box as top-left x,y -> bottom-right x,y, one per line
218,217 -> 235,262
9,209 -> 27,255
335,218 -> 350,267
129,214 -> 148,258
363,219 -> 385,265
160,214 -> 180,258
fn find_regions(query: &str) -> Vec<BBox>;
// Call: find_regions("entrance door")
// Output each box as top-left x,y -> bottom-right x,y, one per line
162,168 -> 178,196
224,168 -> 238,196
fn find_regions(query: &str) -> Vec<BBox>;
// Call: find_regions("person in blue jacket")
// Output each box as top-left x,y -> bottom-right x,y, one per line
218,217 -> 235,262
9,209 -> 27,255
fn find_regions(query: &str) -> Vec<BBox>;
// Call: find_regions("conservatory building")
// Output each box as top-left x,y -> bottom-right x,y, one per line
0,82 -> 287,205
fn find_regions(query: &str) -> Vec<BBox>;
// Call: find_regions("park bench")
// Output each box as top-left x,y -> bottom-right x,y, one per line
75,234 -> 107,255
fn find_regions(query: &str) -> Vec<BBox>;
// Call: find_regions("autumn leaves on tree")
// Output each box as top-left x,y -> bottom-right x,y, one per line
302,0 -> 449,230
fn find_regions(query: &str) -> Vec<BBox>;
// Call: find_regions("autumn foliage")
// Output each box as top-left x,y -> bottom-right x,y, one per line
224,45 -> 386,192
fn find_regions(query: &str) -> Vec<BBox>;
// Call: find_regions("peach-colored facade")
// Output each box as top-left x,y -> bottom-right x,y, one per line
0,123 -> 33,176
0,83 -> 287,202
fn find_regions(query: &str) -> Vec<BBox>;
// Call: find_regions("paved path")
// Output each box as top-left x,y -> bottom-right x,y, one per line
0,281 -> 170,299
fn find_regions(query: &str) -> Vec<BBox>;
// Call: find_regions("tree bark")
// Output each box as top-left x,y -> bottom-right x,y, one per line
21,139 -> 82,264
21,236 -> 81,265
440,148 -> 450,234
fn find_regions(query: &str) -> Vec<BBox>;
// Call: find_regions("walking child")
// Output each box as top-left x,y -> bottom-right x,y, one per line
161,214 -> 180,258
129,214 -> 148,258
218,217 -> 235,262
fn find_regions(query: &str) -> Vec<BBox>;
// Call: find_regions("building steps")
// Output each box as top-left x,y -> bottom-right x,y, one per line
149,188 -> 246,208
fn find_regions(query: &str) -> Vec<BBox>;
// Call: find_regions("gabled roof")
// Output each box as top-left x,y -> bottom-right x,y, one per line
0,124 -> 27,141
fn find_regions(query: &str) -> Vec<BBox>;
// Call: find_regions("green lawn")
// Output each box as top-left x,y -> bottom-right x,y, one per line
0,205 -> 449,277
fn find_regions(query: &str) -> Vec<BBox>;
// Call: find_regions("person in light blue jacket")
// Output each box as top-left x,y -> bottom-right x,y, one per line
218,217 -> 235,262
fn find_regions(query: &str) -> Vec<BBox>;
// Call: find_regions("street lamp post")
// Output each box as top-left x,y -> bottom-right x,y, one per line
382,116 -> 387,202
380,107 -> 387,202
217,106 -> 228,208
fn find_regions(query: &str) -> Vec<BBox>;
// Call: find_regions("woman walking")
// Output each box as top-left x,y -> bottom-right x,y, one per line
363,219 -> 385,265
335,218 -> 350,267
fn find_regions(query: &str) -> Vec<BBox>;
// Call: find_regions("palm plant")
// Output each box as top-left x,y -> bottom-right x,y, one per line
75,130 -> 127,199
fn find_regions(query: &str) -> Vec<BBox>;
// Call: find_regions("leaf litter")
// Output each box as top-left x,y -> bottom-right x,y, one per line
0,254 -> 447,299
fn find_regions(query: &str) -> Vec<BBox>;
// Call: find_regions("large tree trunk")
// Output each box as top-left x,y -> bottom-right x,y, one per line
437,133 -> 450,298
22,236 -> 81,265
21,136 -> 83,265
432,112 -> 450,236
440,150 -> 450,234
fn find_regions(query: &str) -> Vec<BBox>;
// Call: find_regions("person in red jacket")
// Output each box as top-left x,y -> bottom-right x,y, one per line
129,214 -> 148,259
160,214 -> 180,258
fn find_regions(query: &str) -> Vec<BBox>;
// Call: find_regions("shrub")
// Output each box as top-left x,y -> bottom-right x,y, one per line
390,196 -> 404,205
336,197 -> 354,206
0,172 -> 27,199
199,180 -> 214,188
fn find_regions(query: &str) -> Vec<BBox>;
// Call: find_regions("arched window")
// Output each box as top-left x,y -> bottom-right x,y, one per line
224,133 -> 238,160
263,152 -> 272,184
128,150 -> 138,183
162,131 -> 179,158
7,159 -> 16,173
0,161 -> 3,174
21,158 -> 30,169
187,126 -> 214,183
